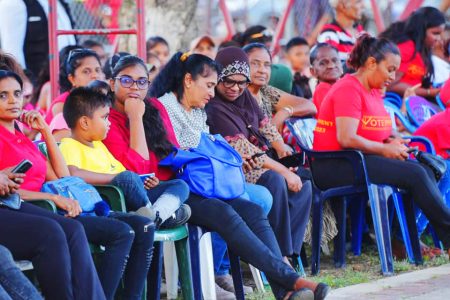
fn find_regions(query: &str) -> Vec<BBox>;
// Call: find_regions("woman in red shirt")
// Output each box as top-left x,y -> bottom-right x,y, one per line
0,69 -> 106,300
381,7 -> 445,98
314,34 -> 450,252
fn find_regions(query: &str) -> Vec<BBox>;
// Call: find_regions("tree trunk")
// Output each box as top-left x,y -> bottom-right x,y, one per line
118,0 -> 199,54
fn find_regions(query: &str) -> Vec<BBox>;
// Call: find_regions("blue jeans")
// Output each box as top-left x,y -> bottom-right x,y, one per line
0,245 -> 42,300
0,202 -> 105,300
212,183 -> 273,276
111,171 -> 189,216
76,212 -> 155,300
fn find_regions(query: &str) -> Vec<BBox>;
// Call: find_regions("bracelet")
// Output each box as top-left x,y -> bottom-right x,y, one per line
426,88 -> 431,96
282,105 -> 294,116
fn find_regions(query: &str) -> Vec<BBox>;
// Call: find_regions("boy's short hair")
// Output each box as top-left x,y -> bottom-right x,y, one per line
64,87 -> 111,129
285,37 -> 309,52
309,43 -> 339,65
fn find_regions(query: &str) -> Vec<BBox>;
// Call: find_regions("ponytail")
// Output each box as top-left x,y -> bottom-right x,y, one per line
347,34 -> 399,70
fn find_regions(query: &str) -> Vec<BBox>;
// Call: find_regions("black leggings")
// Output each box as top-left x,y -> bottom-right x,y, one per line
185,195 -> 299,300
313,155 -> 450,247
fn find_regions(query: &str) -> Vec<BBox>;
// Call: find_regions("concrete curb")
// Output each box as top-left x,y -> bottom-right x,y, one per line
328,264 -> 450,299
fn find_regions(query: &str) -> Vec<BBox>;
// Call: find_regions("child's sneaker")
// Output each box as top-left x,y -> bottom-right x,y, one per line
135,204 -> 157,220
158,204 -> 191,229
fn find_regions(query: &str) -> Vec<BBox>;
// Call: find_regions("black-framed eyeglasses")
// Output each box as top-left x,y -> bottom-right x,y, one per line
114,76 -> 150,90
66,48 -> 97,64
221,78 -> 249,89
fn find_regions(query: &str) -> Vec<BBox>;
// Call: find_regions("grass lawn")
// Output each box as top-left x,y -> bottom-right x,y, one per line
246,236 -> 449,300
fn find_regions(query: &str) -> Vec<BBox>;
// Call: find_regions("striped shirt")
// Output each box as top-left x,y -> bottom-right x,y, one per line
317,20 -> 364,62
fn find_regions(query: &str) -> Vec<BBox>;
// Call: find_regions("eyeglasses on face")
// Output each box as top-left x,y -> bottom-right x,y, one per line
114,76 -> 150,90
221,78 -> 249,89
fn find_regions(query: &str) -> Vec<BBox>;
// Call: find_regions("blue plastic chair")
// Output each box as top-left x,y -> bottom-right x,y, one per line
405,96 -> 440,127
384,101 -> 417,133
384,92 -> 403,108
285,118 -> 422,275
436,94 -> 446,110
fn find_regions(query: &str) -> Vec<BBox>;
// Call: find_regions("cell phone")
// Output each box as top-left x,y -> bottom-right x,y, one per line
11,159 -> 33,174
139,173 -> 155,183
277,153 -> 303,168
251,152 -> 266,160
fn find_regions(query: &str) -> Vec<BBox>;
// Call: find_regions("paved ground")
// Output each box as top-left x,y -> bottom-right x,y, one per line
328,264 -> 450,300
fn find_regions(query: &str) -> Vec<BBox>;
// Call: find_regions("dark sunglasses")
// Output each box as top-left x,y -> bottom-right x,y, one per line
222,78 -> 249,89
114,76 -> 150,90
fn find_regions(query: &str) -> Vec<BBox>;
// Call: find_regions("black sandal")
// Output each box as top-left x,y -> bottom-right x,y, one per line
314,283 -> 331,300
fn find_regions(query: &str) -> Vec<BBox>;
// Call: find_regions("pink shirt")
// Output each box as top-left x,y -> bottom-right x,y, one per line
0,124 -> 47,191
45,91 -> 69,124
103,98 -> 179,181
49,113 -> 69,133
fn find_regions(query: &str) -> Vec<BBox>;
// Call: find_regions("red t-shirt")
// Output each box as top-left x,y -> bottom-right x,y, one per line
397,40 -> 426,86
0,124 -> 47,191
414,109 -> 450,159
313,81 -> 332,117
103,98 -> 179,181
313,74 -> 392,151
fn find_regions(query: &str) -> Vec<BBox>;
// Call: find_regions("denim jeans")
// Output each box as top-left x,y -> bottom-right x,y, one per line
257,170 -> 312,256
76,212 -> 155,300
0,245 -> 42,300
212,183 -> 273,275
0,202 -> 105,300
111,171 -> 189,221
186,194 -> 299,300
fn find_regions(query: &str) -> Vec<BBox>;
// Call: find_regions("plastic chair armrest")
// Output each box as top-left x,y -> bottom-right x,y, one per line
94,185 -> 126,212
27,199 -> 57,212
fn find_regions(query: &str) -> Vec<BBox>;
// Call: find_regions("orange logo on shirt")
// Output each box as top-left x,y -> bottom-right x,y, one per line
361,116 -> 392,130
406,64 -> 425,78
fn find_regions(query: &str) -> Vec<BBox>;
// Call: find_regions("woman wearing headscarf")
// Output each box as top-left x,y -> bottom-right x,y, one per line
207,47 -> 312,265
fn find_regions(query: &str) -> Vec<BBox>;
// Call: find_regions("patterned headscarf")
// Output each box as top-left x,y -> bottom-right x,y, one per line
215,47 -> 250,82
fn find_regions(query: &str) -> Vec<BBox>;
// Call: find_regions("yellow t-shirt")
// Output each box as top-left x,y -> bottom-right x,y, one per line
60,138 -> 126,174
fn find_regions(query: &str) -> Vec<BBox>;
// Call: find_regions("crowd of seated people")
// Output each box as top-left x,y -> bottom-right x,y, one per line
1,2 -> 449,299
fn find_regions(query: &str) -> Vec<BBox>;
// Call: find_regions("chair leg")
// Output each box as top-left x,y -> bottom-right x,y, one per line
147,241 -> 163,300
331,197 -> 347,269
163,242 -> 179,299
368,185 -> 394,276
199,233 -> 216,300
392,192 -> 415,264
188,225 -> 203,300
349,195 -> 366,256
311,192 -> 324,275
229,252 -> 245,300
174,237 -> 194,300
402,195 -> 423,265
249,265 -> 265,292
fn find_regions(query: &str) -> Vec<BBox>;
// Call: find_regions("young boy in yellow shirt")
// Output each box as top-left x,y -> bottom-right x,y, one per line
59,87 -> 191,228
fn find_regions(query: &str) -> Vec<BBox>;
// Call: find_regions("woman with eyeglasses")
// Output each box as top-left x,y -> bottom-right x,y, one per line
206,47 -> 316,273
102,55 -> 192,229
46,47 -> 104,141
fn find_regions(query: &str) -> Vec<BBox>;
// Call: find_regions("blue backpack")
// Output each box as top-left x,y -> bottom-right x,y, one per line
41,176 -> 110,216
159,133 -> 245,200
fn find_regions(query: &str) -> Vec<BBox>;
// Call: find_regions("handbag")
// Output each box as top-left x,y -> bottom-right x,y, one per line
0,193 -> 21,210
159,133 -> 246,200
41,176 -> 110,216
411,150 -> 447,181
